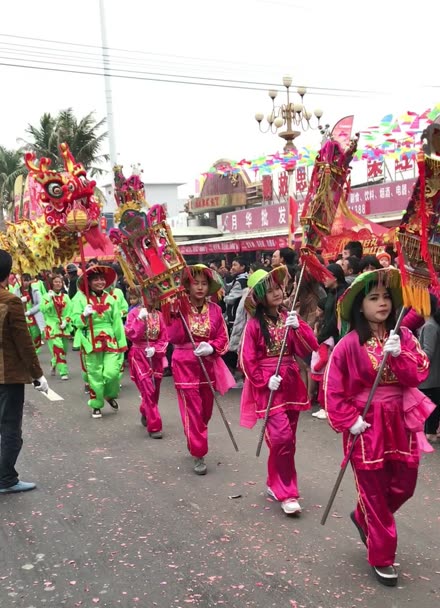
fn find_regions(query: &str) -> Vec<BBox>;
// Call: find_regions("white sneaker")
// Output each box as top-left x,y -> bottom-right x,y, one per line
281,498 -> 302,515
314,409 -> 327,420
267,487 -> 277,500
61,375 -> 69,381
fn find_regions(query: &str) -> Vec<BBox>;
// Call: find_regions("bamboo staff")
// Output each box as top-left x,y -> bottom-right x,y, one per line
140,292 -> 156,390
179,312 -> 239,452
255,262 -> 307,457
78,233 -> 95,347
320,305 -> 407,525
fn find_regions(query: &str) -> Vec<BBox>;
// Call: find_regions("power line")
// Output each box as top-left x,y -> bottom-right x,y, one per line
0,53 -> 366,98
0,56 -> 369,98
0,33 -> 386,96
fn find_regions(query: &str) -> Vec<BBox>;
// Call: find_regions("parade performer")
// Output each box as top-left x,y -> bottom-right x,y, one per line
239,266 -> 319,515
72,265 -> 127,418
124,288 -> 168,439
14,273 -> 46,352
167,265 -> 235,475
40,275 -> 72,380
324,267 -> 433,586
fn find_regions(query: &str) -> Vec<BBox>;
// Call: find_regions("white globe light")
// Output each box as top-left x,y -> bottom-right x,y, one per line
274,117 -> 284,128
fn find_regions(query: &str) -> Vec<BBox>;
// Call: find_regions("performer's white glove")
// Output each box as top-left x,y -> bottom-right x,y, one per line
83,304 -> 95,318
47,290 -> 55,298
349,415 -> 371,435
33,375 -> 49,393
268,374 -> 282,391
145,346 -> 156,358
24,310 -> 31,317
21,296 -> 27,303
383,330 -> 401,357
194,341 -> 214,357
285,310 -> 300,329
59,320 -> 67,330
138,307 -> 148,321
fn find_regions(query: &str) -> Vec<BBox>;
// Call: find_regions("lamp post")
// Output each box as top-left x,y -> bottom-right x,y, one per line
255,76 -> 323,153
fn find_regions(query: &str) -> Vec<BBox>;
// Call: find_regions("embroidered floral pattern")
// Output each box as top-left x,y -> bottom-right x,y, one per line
264,313 -> 287,357
188,304 -> 210,338
364,335 -> 398,384
146,311 -> 160,340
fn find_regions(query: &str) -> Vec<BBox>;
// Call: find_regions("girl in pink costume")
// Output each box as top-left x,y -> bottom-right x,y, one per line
239,266 -> 319,515
324,267 -> 433,587
125,289 -> 168,439
167,265 -> 235,475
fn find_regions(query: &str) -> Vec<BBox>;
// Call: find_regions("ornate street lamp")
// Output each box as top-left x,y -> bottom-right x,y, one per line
255,76 -> 323,152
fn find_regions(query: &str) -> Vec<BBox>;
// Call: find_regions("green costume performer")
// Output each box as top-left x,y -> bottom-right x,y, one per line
14,274 -> 45,353
106,285 -> 129,378
72,265 -> 127,418
40,277 -> 72,380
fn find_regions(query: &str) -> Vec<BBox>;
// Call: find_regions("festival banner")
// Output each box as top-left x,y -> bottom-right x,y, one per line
331,115 -> 354,148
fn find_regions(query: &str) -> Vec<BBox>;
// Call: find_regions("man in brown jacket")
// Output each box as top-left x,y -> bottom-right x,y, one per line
0,250 -> 48,494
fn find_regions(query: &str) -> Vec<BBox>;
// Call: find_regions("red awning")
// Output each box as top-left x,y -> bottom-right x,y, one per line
179,234 -> 290,255
73,240 -> 115,262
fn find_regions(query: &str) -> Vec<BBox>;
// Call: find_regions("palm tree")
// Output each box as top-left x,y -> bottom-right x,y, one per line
22,108 -> 109,177
0,146 -> 26,229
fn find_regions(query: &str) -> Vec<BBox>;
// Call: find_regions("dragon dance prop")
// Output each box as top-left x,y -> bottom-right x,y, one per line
300,133 -> 360,253
109,205 -> 239,451
0,143 -> 108,274
113,163 -> 149,224
396,123 -> 440,315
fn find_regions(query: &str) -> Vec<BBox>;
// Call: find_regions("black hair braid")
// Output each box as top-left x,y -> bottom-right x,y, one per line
255,303 -> 273,348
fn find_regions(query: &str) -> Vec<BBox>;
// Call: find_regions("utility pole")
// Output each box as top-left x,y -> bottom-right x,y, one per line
99,0 -> 117,214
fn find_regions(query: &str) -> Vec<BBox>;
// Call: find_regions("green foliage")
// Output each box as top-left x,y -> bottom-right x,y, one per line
0,146 -> 26,214
23,108 -> 109,177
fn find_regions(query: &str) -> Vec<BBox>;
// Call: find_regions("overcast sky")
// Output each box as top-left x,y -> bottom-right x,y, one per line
1,0 -> 439,186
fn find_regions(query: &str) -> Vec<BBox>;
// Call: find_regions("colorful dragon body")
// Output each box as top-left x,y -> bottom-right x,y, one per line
0,143 -> 107,273
397,123 -> 440,313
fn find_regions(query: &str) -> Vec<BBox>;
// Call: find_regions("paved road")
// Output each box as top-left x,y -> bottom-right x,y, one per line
1,347 -> 439,608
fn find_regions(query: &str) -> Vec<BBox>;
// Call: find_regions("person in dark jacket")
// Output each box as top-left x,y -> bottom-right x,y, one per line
0,249 -> 48,494
317,263 -> 348,345
66,264 -> 79,299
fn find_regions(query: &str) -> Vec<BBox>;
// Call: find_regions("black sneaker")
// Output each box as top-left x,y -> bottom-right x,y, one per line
107,399 -> 119,410
149,431 -> 163,439
372,565 -> 398,587
92,409 -> 102,419
140,415 -> 147,427
350,511 -> 367,546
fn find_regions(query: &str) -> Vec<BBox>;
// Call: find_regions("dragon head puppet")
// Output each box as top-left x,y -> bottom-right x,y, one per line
24,143 -> 102,233
3,143 -> 109,274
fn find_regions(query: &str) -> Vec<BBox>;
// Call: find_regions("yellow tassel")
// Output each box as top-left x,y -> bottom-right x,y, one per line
117,254 -> 137,289
338,191 -> 364,224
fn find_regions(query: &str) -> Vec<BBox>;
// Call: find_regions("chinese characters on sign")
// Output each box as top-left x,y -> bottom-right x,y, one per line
296,167 -> 308,193
262,175 -> 273,201
220,203 -> 293,232
367,160 -> 384,180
